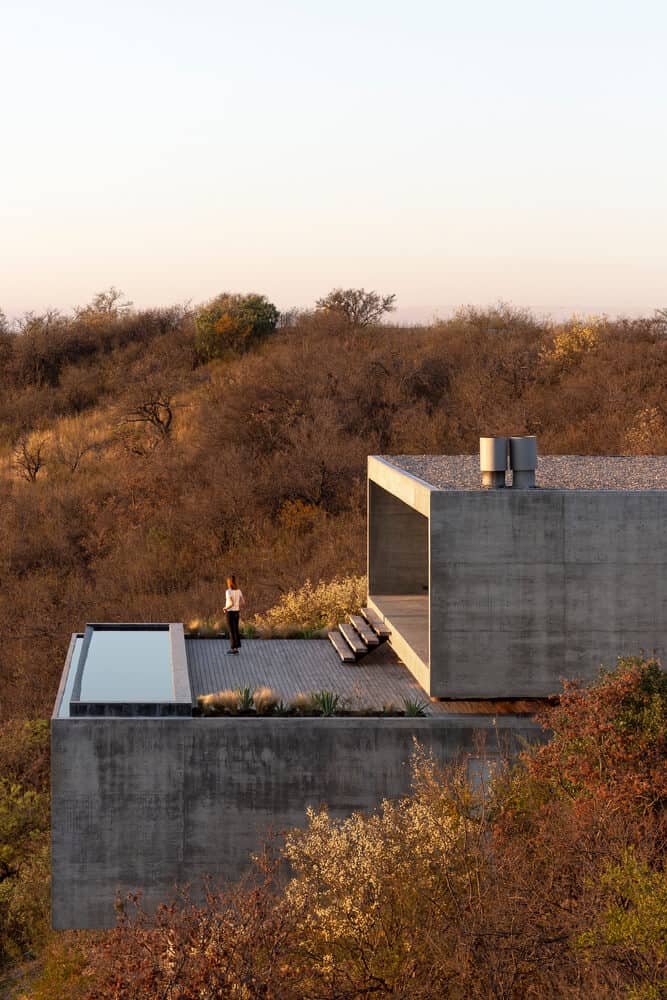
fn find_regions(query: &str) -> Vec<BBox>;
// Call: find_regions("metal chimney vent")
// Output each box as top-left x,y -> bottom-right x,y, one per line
479,437 -> 507,488
509,436 -> 538,488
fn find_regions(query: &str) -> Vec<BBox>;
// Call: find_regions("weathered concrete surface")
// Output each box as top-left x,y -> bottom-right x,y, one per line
367,455 -> 666,698
368,481 -> 429,596
368,455 -> 433,516
367,475 -> 430,687
51,715 -> 541,929
429,489 -> 667,697
367,594 -> 430,692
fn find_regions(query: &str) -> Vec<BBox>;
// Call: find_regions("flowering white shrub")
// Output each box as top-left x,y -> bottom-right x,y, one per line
282,747 -> 467,988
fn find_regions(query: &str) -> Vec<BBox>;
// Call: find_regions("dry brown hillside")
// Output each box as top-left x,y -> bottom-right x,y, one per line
1,295 -> 666,716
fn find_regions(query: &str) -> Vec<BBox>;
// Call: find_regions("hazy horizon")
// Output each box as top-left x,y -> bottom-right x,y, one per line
3,0 -> 666,322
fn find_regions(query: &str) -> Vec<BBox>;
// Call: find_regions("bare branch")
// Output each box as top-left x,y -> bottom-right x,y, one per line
12,434 -> 46,482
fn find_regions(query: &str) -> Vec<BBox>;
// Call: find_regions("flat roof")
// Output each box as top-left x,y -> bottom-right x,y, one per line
185,639 -> 544,717
379,455 -> 667,491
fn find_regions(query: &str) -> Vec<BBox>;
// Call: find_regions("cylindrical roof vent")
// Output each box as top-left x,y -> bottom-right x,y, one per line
480,437 -> 507,488
509,436 -> 538,488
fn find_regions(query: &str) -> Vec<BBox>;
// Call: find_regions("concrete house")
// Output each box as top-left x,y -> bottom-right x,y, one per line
51,443 -> 667,928
368,444 -> 667,697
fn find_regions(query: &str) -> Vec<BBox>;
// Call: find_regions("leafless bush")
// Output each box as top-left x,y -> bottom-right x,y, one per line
12,433 -> 47,482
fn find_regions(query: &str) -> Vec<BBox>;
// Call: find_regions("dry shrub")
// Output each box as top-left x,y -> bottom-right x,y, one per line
49,413 -> 106,475
0,721 -> 51,970
11,929 -> 95,999
82,866 -> 301,1000
254,686 -> 279,715
197,689 -> 238,716
196,693 -> 216,716
289,692 -> 314,715
624,405 -> 667,454
186,617 -> 223,637
540,315 -> 602,370
213,689 -> 239,714
82,658 -> 666,1000
281,748 -> 468,996
255,575 -> 367,632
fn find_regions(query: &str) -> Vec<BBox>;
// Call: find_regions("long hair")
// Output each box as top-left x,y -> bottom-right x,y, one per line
227,575 -> 237,589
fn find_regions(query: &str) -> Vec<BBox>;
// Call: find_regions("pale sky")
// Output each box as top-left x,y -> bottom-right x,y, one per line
2,0 -> 666,322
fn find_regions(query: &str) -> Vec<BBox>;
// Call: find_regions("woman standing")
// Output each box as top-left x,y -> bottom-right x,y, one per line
224,575 -> 245,654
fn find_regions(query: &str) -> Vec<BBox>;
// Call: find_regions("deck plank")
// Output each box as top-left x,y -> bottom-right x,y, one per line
360,607 -> 391,638
349,615 -> 379,646
328,630 -> 356,662
338,623 -> 367,656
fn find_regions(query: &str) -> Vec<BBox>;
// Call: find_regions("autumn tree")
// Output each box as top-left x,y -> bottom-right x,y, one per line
11,310 -> 69,388
74,287 -> 133,322
315,287 -> 396,327
194,292 -> 279,361
81,865 -> 302,1000
506,654 -> 667,816
539,315 -> 602,371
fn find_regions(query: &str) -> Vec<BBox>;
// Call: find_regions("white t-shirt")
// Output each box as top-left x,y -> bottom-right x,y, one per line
225,588 -> 244,612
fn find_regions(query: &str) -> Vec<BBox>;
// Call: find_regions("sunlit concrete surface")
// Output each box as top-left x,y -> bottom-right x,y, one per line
368,455 -> 667,698
367,595 -> 429,690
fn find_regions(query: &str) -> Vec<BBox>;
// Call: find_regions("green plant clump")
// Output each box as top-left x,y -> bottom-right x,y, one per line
236,686 -> 255,712
402,697 -> 429,717
311,690 -> 342,717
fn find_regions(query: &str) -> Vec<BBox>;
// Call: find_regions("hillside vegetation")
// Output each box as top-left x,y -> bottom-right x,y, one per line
1,291 -> 666,716
27,657 -> 663,999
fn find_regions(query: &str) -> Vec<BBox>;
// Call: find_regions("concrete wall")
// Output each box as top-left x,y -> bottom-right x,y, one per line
429,489 -> 667,697
51,715 -> 541,929
368,481 -> 429,595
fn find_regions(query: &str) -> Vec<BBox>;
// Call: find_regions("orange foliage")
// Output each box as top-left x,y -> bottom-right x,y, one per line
0,299 -> 665,717
81,659 -> 667,999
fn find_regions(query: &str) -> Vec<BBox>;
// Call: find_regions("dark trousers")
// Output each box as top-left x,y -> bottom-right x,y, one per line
226,610 -> 241,650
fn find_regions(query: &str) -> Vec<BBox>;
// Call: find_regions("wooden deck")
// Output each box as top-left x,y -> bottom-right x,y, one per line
186,638 -> 438,711
186,639 -> 545,718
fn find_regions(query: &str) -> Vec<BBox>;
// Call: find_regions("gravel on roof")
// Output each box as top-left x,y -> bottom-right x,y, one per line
380,455 -> 667,491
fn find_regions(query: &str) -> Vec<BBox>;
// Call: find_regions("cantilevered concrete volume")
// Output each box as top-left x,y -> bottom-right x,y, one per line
368,451 -> 667,698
